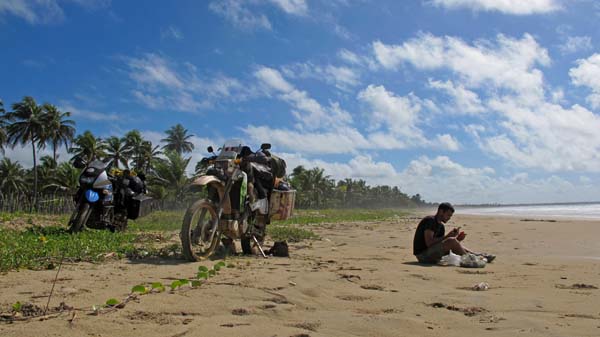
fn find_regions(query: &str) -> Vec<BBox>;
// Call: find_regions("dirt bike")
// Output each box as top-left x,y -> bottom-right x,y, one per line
68,157 -> 152,233
180,140 -> 295,260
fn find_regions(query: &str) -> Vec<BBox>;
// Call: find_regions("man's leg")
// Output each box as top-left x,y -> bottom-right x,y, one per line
442,237 -> 466,255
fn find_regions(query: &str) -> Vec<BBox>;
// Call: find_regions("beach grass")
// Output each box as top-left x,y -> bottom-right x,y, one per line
0,208 -> 414,271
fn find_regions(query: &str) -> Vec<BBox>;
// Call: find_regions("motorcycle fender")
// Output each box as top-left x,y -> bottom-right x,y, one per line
192,175 -> 224,187
192,175 -> 230,214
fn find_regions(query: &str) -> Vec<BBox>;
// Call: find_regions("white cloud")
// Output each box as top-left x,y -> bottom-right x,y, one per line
161,26 -> 184,40
3,144 -> 71,168
429,0 -> 561,15
481,98 -> 600,172
254,66 -> 353,128
125,53 -> 247,113
0,0 -> 110,24
373,33 -> 550,101
429,79 -> 485,114
267,0 -> 308,15
281,62 -> 361,91
209,0 -> 272,30
338,49 -> 361,65
59,102 -> 122,122
127,53 -> 184,90
570,53 -> 600,109
0,0 -> 63,24
435,134 -> 461,151
357,84 -> 425,139
243,125 -> 368,154
559,35 -> 592,54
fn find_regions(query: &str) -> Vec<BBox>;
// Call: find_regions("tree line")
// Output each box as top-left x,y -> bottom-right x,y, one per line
1,96 -> 429,211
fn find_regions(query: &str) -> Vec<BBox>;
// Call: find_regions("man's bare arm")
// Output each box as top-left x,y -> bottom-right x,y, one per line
424,228 -> 460,247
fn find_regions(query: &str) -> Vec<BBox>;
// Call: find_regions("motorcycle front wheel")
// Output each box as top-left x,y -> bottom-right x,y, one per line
68,203 -> 92,233
181,199 -> 220,261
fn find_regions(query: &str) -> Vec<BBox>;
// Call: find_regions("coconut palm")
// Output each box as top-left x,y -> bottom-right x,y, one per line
5,96 -> 46,206
0,100 -> 7,154
161,123 -> 194,155
44,162 -> 80,194
124,130 -> 144,169
38,155 -> 58,193
138,140 -> 162,173
148,151 -> 191,201
42,104 -> 76,162
105,136 -> 130,169
0,157 -> 28,197
70,130 -> 106,162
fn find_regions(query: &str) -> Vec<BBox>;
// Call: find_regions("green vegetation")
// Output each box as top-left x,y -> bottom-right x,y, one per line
129,210 -> 183,231
0,208 -> 413,272
0,226 -> 137,272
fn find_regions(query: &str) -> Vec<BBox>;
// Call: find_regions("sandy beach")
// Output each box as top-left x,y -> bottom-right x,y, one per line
1,213 -> 599,337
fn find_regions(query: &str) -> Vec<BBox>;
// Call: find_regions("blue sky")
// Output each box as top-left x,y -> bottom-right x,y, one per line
2,0 -> 600,204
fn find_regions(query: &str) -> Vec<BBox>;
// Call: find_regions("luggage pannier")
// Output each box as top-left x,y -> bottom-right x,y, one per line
127,194 -> 154,220
269,189 -> 296,220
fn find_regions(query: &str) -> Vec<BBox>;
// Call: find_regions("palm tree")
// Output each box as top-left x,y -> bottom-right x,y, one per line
5,96 -> 46,207
0,157 -> 28,197
0,100 -> 7,154
70,130 -> 106,162
42,104 -> 76,162
138,140 -> 162,173
124,130 -> 144,169
38,155 -> 58,193
105,136 -> 130,169
148,151 -> 191,200
161,124 -> 194,155
44,162 -> 80,194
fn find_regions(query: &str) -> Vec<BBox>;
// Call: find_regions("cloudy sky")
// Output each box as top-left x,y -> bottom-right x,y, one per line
2,0 -> 600,204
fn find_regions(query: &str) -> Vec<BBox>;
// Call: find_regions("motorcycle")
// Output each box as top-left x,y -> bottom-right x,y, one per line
68,157 -> 152,233
180,140 -> 294,260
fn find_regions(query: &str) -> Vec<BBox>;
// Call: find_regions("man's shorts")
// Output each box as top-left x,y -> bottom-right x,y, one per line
415,242 -> 444,264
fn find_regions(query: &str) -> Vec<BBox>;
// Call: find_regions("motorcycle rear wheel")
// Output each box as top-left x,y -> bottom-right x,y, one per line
68,203 -> 92,233
181,199 -> 220,261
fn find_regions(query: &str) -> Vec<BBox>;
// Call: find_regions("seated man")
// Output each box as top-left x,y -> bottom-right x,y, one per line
413,202 -> 494,264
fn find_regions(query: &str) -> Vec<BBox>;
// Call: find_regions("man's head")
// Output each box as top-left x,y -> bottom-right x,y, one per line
436,202 -> 455,223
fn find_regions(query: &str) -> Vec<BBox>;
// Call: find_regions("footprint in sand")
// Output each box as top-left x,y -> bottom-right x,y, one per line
336,295 -> 371,301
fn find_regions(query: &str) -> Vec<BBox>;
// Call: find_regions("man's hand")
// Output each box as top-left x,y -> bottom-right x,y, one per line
447,227 -> 460,238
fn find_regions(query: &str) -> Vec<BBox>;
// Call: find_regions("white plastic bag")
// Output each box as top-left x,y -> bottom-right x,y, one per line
439,251 -> 462,266
460,253 -> 487,268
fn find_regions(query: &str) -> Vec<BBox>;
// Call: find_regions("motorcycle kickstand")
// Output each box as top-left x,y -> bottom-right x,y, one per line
252,235 -> 268,258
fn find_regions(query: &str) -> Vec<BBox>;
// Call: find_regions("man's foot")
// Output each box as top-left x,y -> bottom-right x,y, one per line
473,252 -> 496,263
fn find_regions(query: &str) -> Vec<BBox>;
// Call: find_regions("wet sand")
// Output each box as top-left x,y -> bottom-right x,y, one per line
1,213 -> 599,336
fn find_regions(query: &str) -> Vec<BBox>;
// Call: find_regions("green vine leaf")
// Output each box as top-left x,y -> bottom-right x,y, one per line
131,285 -> 148,294
12,301 -> 22,312
151,282 -> 165,292
105,298 -> 120,306
191,280 -> 202,288
170,280 -> 182,290
197,271 -> 208,280
208,269 -> 216,277
198,266 -> 209,272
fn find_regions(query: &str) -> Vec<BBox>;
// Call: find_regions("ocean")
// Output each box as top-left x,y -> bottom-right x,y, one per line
459,203 -> 600,220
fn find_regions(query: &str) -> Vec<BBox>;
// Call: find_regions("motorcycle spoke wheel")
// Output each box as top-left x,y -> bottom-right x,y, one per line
181,199 -> 220,261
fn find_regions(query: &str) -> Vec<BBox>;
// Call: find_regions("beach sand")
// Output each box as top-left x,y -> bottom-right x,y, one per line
1,213 -> 599,336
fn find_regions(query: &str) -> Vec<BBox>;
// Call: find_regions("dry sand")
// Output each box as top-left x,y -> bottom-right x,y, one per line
1,213 -> 600,337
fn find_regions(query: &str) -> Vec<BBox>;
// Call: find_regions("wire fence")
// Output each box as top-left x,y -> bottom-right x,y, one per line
0,193 -> 187,215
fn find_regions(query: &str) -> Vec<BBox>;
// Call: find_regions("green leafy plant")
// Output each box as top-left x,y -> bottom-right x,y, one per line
151,282 -> 165,292
12,301 -> 22,312
105,298 -> 120,306
131,285 -> 148,294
